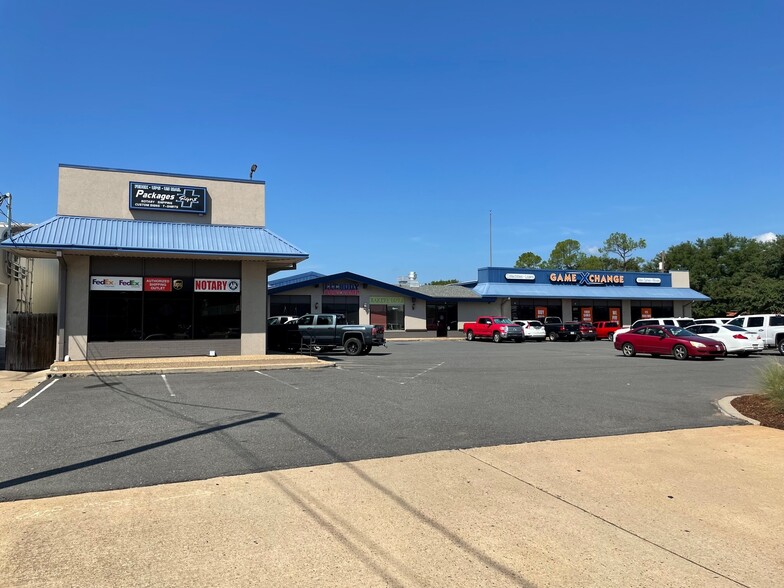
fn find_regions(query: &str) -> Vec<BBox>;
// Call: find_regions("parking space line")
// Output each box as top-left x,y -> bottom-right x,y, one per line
255,370 -> 300,390
18,378 -> 59,408
161,374 -> 175,397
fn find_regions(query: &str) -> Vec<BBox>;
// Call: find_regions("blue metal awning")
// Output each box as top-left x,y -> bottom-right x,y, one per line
0,215 -> 308,262
472,282 -> 710,301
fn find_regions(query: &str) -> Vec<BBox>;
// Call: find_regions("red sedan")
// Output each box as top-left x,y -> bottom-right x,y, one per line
614,325 -> 725,360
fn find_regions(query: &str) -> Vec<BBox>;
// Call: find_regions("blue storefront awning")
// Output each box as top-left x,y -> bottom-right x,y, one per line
473,282 -> 710,301
0,215 -> 309,262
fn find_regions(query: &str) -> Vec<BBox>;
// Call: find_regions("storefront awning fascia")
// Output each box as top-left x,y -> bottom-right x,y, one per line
473,282 -> 710,301
0,215 -> 309,264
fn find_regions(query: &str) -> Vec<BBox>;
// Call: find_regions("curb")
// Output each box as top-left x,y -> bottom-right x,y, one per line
717,395 -> 760,425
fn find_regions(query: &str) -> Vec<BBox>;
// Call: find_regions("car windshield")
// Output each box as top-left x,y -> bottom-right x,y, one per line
723,325 -> 746,332
493,318 -> 514,324
528,321 -> 543,327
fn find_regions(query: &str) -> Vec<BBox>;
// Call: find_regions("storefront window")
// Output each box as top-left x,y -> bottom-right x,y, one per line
630,300 -> 674,322
88,292 -> 143,341
88,276 -> 241,342
322,296 -> 359,324
269,295 -> 310,318
371,304 -> 405,330
512,299 -> 561,320
426,302 -> 457,331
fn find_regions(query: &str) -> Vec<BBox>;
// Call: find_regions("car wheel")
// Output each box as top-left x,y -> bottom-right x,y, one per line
359,345 -> 372,355
492,332 -> 501,343
548,332 -> 558,342
466,330 -> 474,341
621,342 -> 636,357
672,344 -> 688,361
575,334 -> 582,342
778,339 -> 784,355
344,338 -> 363,356
608,332 -> 614,342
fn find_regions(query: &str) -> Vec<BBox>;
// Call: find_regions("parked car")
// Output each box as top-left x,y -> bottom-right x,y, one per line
593,320 -> 621,341
726,314 -> 784,355
614,325 -> 725,360
463,316 -> 524,343
614,317 -> 696,339
686,324 -> 764,357
513,320 -> 546,341
268,313 -> 385,355
691,317 -> 733,326
267,315 -> 298,326
546,321 -> 581,342
576,322 -> 597,341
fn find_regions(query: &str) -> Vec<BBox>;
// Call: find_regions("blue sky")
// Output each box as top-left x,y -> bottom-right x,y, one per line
1,1 -> 781,283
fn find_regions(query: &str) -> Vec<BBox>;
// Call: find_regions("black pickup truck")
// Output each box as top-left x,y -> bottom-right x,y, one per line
268,313 -> 386,355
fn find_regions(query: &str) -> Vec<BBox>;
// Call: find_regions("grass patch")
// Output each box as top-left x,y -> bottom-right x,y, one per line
759,361 -> 784,410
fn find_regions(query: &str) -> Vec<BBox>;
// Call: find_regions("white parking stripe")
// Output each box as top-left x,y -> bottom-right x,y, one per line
161,374 -> 175,397
18,378 -> 59,408
255,371 -> 300,390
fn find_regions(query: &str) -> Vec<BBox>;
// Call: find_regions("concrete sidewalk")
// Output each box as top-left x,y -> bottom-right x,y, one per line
1,425 -> 782,587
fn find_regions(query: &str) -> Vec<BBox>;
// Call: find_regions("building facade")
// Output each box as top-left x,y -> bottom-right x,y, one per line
1,164 -> 307,360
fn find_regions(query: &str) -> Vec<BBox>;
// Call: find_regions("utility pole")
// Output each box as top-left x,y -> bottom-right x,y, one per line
489,210 -> 493,266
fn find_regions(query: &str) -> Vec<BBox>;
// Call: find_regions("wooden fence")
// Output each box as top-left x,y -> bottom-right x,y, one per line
5,313 -> 57,371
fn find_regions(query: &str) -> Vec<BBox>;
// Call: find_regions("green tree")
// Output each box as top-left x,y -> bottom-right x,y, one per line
578,254 -> 611,270
545,239 -> 585,269
426,279 -> 459,285
599,232 -> 647,271
663,234 -> 784,317
514,252 -> 543,269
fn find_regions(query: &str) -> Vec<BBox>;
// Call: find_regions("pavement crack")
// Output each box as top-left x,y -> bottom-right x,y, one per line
458,449 -> 752,588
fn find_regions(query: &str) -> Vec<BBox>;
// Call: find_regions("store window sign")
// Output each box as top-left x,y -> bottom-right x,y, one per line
90,276 -> 143,291
144,277 -> 172,292
194,279 -> 241,293
641,307 -> 653,319
549,272 -> 624,286
505,273 -> 536,281
323,283 -> 359,296
129,182 -> 208,215
369,296 -> 405,305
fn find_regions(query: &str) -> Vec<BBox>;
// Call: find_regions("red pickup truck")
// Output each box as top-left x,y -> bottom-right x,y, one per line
463,316 -> 524,343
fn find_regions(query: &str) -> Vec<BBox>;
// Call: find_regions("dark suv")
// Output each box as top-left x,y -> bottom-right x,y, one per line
575,322 -> 597,341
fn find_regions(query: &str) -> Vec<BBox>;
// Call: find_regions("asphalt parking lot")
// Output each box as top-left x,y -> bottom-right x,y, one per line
0,339 -> 777,502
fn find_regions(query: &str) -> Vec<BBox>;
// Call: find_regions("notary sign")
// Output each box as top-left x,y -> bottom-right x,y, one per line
129,182 -> 208,214
194,279 -> 241,293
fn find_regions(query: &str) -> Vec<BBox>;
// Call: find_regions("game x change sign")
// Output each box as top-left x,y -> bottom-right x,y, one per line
129,182 -> 208,214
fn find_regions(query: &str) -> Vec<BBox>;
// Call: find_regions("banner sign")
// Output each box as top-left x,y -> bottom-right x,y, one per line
581,307 -> 593,322
549,272 -> 624,286
323,283 -> 360,296
535,306 -> 547,319
90,276 -> 143,291
144,277 -> 172,292
369,296 -> 405,305
194,278 -> 241,293
129,182 -> 208,214
641,307 -> 652,319
610,307 -> 621,322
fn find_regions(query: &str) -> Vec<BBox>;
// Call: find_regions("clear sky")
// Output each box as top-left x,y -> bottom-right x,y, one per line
1,1 -> 781,284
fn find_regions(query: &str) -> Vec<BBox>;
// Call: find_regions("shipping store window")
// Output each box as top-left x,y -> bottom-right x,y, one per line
88,289 -> 241,342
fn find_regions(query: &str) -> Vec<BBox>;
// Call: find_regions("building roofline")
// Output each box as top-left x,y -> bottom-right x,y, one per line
59,163 -> 265,185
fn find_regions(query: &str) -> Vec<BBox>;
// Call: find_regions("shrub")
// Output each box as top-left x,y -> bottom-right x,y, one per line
759,361 -> 784,410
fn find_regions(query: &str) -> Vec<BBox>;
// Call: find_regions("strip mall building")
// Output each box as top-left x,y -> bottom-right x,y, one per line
1,163 -> 709,361
1,164 -> 307,360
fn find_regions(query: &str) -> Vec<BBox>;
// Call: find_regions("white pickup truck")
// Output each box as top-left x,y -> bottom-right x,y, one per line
727,314 -> 784,355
